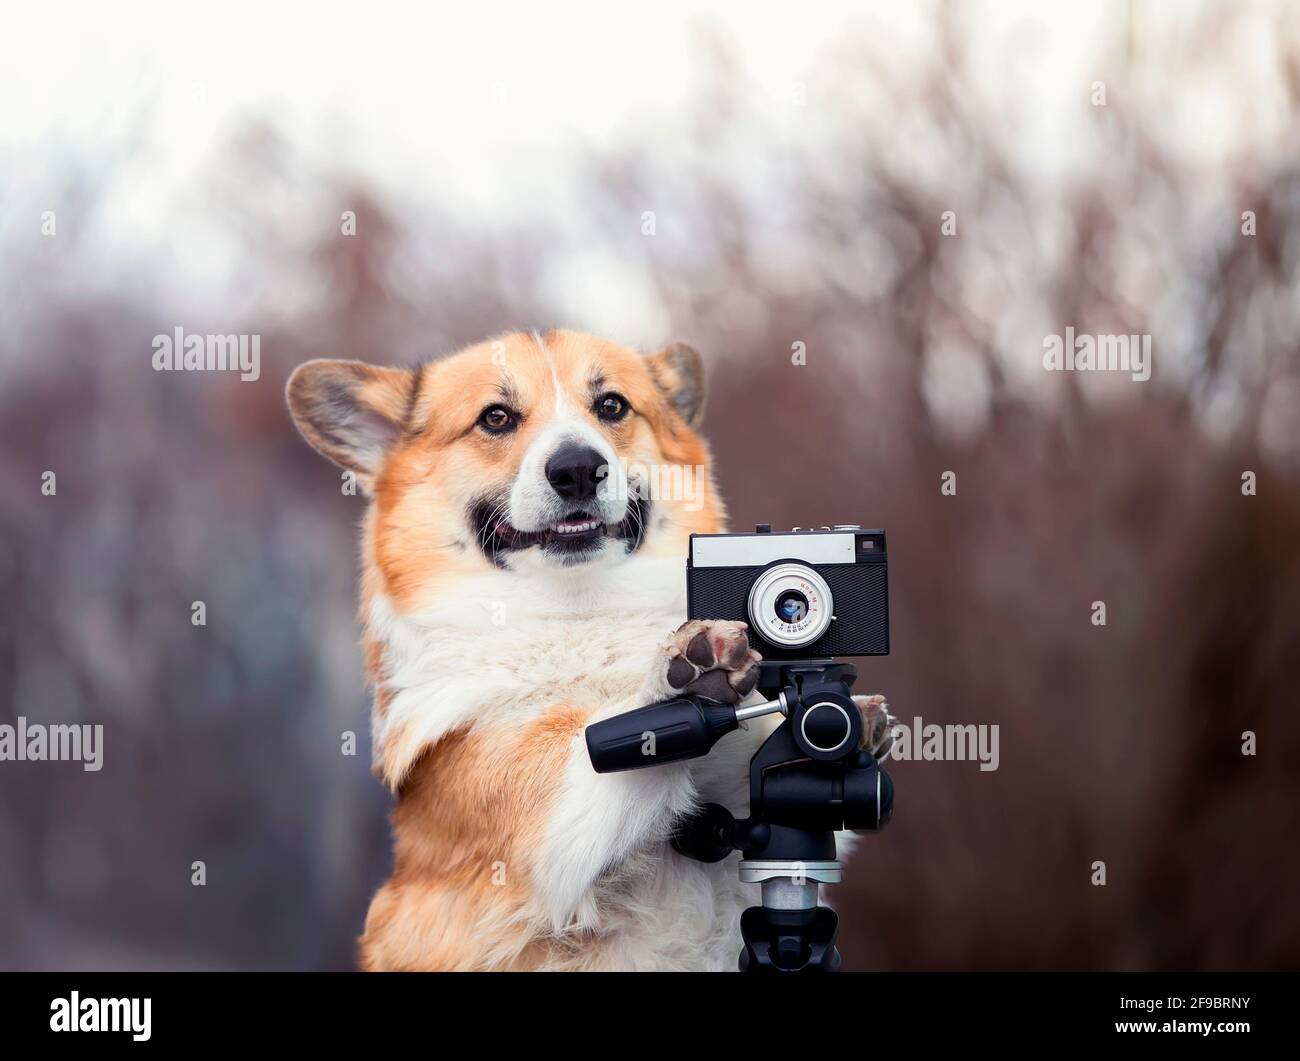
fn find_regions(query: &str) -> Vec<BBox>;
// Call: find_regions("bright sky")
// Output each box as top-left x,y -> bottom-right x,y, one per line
1,0 -> 1289,344
6,0 -> 1279,215
1,1 -> 1109,199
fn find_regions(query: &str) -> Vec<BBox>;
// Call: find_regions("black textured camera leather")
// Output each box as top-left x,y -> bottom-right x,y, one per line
687,564 -> 889,658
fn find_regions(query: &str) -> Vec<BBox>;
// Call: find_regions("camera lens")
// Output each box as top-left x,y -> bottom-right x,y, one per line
746,563 -> 834,649
775,590 -> 809,623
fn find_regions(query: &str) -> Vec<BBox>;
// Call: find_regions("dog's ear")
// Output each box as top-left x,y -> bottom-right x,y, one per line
646,342 -> 706,428
286,359 -> 414,480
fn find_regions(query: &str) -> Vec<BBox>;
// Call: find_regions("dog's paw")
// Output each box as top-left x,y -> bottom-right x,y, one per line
854,694 -> 896,760
658,619 -> 763,705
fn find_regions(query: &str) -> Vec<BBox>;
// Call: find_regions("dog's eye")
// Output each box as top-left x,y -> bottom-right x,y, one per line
478,405 -> 518,433
595,392 -> 630,422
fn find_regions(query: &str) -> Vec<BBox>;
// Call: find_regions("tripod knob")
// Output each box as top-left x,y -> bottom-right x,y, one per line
670,803 -> 736,863
799,699 -> 856,756
789,692 -> 861,761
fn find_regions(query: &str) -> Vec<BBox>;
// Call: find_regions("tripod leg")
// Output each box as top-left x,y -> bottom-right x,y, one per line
738,906 -> 840,971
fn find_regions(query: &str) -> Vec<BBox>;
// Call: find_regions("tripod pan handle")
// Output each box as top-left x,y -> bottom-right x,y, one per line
585,696 -> 739,773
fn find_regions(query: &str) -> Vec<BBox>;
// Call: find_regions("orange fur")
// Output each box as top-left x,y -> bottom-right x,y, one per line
361,705 -> 591,970
292,331 -> 725,970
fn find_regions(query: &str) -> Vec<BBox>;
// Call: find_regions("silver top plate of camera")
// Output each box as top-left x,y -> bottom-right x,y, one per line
689,530 -> 858,568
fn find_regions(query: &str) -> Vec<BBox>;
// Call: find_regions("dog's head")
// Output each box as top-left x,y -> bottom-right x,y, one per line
287,330 -> 724,609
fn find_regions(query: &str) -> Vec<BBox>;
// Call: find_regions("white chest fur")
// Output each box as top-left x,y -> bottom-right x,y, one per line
368,554 -> 693,780
367,552 -> 769,970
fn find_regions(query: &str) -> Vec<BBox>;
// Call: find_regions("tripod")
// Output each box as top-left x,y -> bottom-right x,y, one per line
585,661 -> 894,972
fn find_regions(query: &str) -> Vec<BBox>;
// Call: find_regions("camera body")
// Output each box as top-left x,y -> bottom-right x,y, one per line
686,524 -> 889,661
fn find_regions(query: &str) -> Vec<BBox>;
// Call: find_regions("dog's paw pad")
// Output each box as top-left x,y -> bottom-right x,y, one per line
853,694 -> 896,758
662,619 -> 762,704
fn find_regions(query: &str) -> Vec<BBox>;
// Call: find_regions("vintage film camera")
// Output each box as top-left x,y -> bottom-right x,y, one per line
686,524 -> 889,660
586,524 -> 895,972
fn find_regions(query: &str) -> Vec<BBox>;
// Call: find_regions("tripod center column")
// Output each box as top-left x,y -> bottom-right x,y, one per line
761,877 -> 820,910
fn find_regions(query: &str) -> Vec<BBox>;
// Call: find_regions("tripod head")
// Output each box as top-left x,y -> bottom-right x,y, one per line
585,660 -> 894,971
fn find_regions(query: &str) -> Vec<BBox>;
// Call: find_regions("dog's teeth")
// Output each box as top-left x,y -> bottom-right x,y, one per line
551,519 -> 600,534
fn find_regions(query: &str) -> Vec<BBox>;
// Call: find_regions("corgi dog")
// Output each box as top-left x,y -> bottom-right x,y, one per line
286,330 -> 891,971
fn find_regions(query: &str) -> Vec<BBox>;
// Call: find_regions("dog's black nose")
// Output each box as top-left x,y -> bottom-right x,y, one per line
545,443 -> 607,501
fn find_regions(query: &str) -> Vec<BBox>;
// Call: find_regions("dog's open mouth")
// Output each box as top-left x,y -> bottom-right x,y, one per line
472,496 -> 649,565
